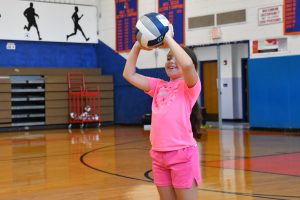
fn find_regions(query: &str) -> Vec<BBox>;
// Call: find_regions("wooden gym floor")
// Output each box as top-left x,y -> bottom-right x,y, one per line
0,126 -> 300,200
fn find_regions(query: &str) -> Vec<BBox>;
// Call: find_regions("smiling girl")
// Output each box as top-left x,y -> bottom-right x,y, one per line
123,27 -> 202,200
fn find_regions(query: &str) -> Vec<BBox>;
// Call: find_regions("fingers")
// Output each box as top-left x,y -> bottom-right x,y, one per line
161,24 -> 174,48
167,24 -> 174,38
135,41 -> 152,51
159,41 -> 169,49
165,24 -> 174,41
140,45 -> 152,51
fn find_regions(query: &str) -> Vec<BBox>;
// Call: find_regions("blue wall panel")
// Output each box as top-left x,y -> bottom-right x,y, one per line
0,40 -> 97,68
249,55 -> 300,129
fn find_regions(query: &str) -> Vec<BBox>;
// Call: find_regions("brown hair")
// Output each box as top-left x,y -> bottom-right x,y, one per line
182,46 -> 202,139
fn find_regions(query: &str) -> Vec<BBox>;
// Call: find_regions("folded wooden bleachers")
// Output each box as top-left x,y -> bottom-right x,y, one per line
0,77 -> 11,127
0,67 -> 114,128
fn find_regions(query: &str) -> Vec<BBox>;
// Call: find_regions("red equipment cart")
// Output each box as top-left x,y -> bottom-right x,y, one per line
68,72 -> 101,129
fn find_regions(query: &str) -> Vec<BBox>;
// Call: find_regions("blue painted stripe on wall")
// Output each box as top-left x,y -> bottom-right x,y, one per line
249,55 -> 300,129
0,40 -> 97,68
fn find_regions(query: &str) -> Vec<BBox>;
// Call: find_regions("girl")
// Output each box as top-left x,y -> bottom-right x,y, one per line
123,28 -> 201,200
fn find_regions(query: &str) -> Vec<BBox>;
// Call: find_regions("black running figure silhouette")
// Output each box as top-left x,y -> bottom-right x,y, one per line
24,2 -> 42,40
67,6 -> 89,42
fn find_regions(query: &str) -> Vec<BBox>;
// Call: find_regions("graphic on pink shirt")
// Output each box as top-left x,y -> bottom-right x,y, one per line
145,77 -> 201,151
154,81 -> 179,111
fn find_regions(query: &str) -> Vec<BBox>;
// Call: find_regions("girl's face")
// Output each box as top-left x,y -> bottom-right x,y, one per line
165,51 -> 183,80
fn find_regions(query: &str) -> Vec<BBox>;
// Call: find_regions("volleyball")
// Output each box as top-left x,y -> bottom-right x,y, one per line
135,12 -> 170,49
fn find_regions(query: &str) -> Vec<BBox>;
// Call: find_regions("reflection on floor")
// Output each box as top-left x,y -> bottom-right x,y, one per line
206,121 -> 250,130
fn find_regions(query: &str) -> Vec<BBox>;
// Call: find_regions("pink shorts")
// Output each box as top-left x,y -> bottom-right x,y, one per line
150,145 -> 201,189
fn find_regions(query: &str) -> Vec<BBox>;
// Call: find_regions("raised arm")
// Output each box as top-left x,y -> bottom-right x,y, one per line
123,41 -> 150,91
164,32 -> 198,87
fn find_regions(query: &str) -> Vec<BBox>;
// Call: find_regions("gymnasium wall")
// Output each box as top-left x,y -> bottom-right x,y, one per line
1,0 -> 300,127
96,0 -> 300,128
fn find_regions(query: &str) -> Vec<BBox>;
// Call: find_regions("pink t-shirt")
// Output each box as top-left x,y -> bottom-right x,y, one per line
145,77 -> 201,151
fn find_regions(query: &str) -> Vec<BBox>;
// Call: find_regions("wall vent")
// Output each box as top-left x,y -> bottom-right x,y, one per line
188,14 -> 215,29
217,9 -> 246,25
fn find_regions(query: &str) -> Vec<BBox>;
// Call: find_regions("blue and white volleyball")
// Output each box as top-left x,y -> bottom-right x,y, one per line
136,12 -> 170,49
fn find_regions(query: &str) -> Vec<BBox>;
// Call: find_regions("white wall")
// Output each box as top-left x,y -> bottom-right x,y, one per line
25,0 -> 97,6
21,0 -> 300,60
97,0 -> 300,63
220,45 -> 234,119
0,0 -> 98,43
187,0 -> 282,45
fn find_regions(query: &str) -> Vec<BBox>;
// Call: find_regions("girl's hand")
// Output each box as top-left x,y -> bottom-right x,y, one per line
166,23 -> 174,38
160,24 -> 174,48
135,41 -> 152,51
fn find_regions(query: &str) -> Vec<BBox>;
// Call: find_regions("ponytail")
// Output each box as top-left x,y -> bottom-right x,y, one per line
190,102 -> 202,139
182,46 -> 202,139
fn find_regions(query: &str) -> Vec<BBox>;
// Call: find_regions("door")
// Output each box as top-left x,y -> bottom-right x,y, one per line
202,61 -> 218,121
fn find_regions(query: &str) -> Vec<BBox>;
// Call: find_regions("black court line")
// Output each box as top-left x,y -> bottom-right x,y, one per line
144,169 -> 153,181
0,152 -> 87,162
80,140 -> 300,200
80,138 -> 152,183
